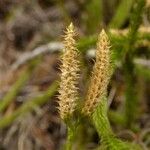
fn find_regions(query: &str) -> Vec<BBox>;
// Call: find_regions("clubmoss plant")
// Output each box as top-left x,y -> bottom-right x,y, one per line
58,23 -> 80,150
83,30 -> 142,150
58,24 -> 142,150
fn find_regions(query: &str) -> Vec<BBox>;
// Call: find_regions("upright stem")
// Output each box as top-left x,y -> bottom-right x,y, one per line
124,58 -> 137,127
92,97 -> 142,150
93,97 -> 113,139
123,0 -> 146,128
65,127 -> 75,150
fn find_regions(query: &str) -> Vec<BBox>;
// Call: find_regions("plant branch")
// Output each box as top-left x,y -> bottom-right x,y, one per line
0,81 -> 58,129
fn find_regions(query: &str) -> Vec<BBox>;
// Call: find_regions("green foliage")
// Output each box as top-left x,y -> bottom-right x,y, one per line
0,62 -> 37,113
99,137 -> 142,150
84,0 -> 102,34
0,81 -> 58,129
128,0 -> 146,47
93,97 -> 142,150
109,0 -> 134,28
77,30 -> 149,58
0,70 -> 30,112
77,35 -> 97,52
123,0 -> 146,128
0,58 -> 41,113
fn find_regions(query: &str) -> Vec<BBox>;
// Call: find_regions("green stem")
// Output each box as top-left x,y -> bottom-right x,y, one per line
0,69 -> 31,112
123,0 -> 146,128
0,59 -> 40,113
0,81 -> 58,129
65,127 -> 75,150
93,97 -> 113,139
93,98 -> 141,150
109,0 -> 134,28
64,116 -> 80,150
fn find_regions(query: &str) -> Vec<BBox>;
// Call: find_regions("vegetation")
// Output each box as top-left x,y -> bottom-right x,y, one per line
0,0 -> 150,149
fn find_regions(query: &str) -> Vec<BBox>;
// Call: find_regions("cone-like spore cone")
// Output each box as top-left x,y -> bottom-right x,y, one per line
82,29 -> 111,115
58,23 -> 80,120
